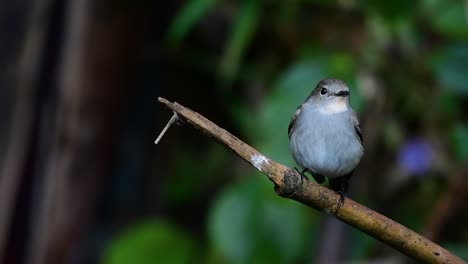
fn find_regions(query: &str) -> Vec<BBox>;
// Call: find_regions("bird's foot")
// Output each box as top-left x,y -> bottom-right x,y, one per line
287,168 -> 307,198
294,167 -> 309,182
334,191 -> 345,214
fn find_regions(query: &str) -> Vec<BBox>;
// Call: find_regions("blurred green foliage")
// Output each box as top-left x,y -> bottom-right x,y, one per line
426,1 -> 468,38
163,144 -> 230,204
445,243 -> 468,261
167,0 -> 218,47
209,176 -> 318,264
104,0 -> 468,263
220,0 -> 260,83
432,44 -> 468,95
451,123 -> 468,162
103,221 -> 197,264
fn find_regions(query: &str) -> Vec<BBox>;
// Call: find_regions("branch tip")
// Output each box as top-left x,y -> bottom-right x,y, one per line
154,112 -> 178,144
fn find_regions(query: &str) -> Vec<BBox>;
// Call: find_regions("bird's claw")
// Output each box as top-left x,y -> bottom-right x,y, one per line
334,191 -> 345,214
294,167 -> 309,182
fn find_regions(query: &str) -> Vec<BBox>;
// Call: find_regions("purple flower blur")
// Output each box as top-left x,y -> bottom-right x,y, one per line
397,138 -> 433,175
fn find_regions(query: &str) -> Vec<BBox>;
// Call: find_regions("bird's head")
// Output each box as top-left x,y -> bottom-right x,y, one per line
307,78 -> 351,114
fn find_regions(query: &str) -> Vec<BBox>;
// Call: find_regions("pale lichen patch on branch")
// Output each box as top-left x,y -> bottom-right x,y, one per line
250,154 -> 269,172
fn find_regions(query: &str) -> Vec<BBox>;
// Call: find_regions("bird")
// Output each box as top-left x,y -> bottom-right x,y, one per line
288,78 -> 364,211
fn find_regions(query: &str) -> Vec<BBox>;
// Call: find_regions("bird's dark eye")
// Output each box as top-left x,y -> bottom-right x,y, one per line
320,87 -> 327,95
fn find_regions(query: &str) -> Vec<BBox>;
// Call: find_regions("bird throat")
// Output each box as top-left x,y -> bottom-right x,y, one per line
319,99 -> 348,114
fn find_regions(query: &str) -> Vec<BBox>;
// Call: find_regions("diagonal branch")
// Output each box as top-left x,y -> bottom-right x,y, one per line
157,97 -> 465,264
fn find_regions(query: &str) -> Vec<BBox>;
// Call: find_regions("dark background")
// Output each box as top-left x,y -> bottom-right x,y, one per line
1,0 -> 468,263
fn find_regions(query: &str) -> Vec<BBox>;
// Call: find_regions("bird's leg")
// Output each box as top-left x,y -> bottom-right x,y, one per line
311,173 -> 325,184
294,167 -> 309,182
293,168 -> 326,185
329,173 -> 352,214
336,184 -> 345,214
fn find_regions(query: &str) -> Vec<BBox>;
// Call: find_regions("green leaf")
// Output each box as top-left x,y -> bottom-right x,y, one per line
166,0 -> 218,46
208,176 -> 318,264
219,0 -> 260,84
102,220 -> 196,264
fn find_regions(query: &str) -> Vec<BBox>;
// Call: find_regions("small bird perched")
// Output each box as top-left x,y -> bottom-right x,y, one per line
288,78 -> 364,211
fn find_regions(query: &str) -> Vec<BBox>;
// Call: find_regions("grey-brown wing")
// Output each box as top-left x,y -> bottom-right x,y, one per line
288,105 -> 302,139
351,111 -> 363,144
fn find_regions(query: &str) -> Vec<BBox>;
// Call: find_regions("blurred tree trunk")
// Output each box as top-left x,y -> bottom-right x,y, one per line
315,217 -> 346,263
0,0 -> 59,262
26,0 -> 142,263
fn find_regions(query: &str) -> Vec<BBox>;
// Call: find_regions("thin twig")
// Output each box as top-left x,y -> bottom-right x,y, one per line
157,97 -> 466,264
155,112 -> 178,144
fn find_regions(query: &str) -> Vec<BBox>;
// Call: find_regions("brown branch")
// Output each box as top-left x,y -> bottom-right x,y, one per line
157,97 -> 466,264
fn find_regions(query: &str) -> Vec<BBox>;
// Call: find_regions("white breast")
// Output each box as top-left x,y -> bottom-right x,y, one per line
318,99 -> 348,115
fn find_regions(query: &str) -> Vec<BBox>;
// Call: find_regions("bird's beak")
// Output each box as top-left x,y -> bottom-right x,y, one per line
335,91 -> 350,97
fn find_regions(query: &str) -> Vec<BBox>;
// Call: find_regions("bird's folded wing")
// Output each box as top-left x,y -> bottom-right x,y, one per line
288,105 -> 302,139
351,111 -> 363,145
